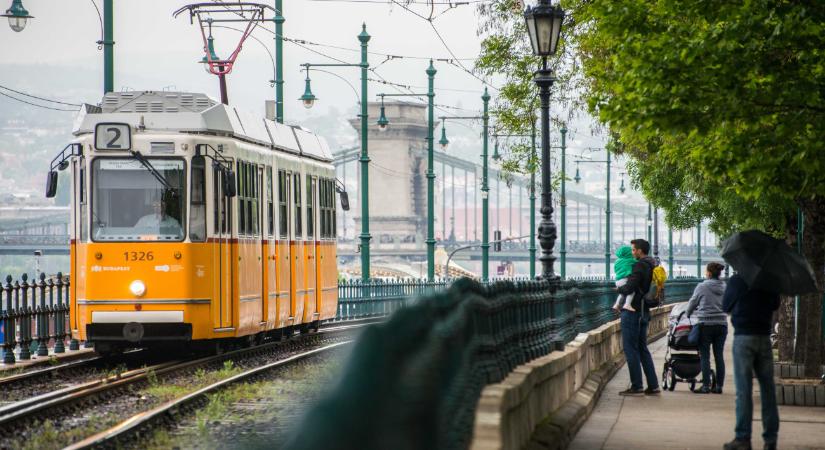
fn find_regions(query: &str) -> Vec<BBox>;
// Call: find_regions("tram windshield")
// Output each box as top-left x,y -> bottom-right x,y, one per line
92,158 -> 186,241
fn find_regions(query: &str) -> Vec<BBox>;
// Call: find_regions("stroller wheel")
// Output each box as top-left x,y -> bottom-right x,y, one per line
668,369 -> 676,391
689,380 -> 697,392
662,369 -> 669,390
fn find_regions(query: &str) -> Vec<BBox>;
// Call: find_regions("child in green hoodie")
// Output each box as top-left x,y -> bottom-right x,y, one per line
613,245 -> 636,312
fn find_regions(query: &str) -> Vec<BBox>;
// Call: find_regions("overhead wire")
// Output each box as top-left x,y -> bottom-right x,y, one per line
0,91 -> 79,112
0,84 -> 83,107
206,0 -> 487,113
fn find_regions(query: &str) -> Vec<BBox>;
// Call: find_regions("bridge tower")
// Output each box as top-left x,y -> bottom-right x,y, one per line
349,101 -> 436,249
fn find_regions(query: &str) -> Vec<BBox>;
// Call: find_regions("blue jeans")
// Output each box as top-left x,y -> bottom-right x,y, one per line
733,335 -> 779,444
698,324 -> 727,389
621,309 -> 658,390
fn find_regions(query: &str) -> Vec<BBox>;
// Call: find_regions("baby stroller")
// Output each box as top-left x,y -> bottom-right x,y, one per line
661,304 -> 716,391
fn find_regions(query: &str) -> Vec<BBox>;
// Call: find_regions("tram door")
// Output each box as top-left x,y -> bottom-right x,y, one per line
70,159 -> 83,333
276,170 -> 292,326
257,166 -> 266,323
213,168 -> 233,329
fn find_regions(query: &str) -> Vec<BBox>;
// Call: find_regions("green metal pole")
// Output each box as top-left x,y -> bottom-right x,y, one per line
481,88 -> 490,281
696,221 -> 702,278
668,226 -> 674,278
358,25 -> 371,282
605,149 -> 611,281
426,60 -> 437,281
103,0 -> 114,93
560,126 -> 567,279
274,0 -> 284,123
647,203 -> 652,244
529,119 -> 537,278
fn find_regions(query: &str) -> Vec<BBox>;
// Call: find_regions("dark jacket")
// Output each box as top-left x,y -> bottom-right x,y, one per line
617,255 -> 656,311
722,274 -> 780,335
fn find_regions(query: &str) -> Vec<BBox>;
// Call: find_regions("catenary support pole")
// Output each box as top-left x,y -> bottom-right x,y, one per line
426,61 -> 436,280
103,0 -> 114,93
274,0 -> 284,122
560,125 -> 567,279
358,25 -> 371,281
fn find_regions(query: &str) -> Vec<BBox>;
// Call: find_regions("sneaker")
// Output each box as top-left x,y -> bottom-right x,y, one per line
712,386 -> 723,394
723,438 -> 752,450
763,443 -> 776,450
694,386 -> 711,394
644,387 -> 661,395
618,388 -> 644,396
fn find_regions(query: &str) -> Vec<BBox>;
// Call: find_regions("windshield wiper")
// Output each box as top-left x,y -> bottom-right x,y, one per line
130,151 -> 175,191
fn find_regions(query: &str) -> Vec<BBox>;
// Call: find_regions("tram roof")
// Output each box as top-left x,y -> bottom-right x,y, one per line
72,91 -> 333,162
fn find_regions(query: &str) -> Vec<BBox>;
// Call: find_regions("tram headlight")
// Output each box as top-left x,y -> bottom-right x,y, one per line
129,280 -> 146,297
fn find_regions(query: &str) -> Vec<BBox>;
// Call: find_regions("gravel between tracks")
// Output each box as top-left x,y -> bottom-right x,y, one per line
0,330 -> 357,450
142,347 -> 350,450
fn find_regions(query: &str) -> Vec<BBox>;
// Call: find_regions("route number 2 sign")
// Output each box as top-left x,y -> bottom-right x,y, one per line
95,123 -> 132,151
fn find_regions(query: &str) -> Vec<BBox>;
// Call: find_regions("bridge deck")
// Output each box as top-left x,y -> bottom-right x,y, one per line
570,326 -> 825,449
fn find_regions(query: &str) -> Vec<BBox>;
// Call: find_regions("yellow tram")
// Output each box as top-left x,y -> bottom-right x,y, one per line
46,91 -> 342,354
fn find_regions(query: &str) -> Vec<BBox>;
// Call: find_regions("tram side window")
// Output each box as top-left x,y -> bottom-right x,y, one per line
323,178 -> 331,239
79,163 -> 87,242
331,178 -> 337,238
319,178 -> 326,239
253,164 -> 260,236
293,172 -> 302,239
247,162 -> 256,236
237,162 -> 246,235
212,166 -> 229,234
190,155 -> 206,242
278,170 -> 288,238
307,176 -> 315,239
266,167 -> 274,238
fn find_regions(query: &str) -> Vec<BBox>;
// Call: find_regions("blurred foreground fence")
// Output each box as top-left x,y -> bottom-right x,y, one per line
286,277 -> 701,450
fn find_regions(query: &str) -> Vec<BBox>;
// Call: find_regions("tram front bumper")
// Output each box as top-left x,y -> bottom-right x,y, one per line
86,322 -> 193,342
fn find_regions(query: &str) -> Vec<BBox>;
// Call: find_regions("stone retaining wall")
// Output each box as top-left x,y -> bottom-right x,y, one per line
471,304 -> 675,450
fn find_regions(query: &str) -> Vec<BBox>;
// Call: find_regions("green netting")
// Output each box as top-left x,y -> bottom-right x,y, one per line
286,277 -> 699,450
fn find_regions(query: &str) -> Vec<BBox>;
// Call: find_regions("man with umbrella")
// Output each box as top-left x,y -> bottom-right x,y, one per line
721,230 -> 818,450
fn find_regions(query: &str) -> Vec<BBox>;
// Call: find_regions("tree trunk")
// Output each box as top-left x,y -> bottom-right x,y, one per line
777,218 -> 799,362
777,296 -> 795,362
799,199 -> 825,378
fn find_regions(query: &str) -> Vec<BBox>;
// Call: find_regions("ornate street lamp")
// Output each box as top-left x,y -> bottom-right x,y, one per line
524,0 -> 564,58
492,138 -> 501,161
438,124 -> 449,150
299,66 -> 316,109
524,0 -> 565,280
376,98 -> 389,131
2,0 -> 32,32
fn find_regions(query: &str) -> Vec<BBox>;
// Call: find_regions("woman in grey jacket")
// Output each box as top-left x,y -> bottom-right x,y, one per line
686,262 -> 728,394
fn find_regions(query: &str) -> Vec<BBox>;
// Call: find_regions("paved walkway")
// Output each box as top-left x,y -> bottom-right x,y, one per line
570,326 -> 825,450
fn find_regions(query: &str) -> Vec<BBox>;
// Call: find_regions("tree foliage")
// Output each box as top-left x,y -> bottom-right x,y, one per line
477,0 -> 825,372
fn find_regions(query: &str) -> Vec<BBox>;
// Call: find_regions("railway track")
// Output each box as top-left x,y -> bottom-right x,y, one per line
67,341 -> 351,449
0,321 -> 373,448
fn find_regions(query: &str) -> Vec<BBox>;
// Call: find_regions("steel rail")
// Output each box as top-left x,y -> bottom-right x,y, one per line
0,349 -> 146,389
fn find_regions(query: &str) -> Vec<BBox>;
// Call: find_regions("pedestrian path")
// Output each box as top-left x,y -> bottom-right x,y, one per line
569,327 -> 825,450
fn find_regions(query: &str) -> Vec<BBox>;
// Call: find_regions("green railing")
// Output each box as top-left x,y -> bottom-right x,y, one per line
334,277 -> 533,321
289,277 -> 701,450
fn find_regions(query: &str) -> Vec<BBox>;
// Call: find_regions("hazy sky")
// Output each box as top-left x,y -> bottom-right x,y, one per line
2,1 -> 657,205
1,1 -> 503,117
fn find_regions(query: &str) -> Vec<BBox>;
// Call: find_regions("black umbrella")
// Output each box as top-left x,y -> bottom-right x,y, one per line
721,230 -> 818,295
